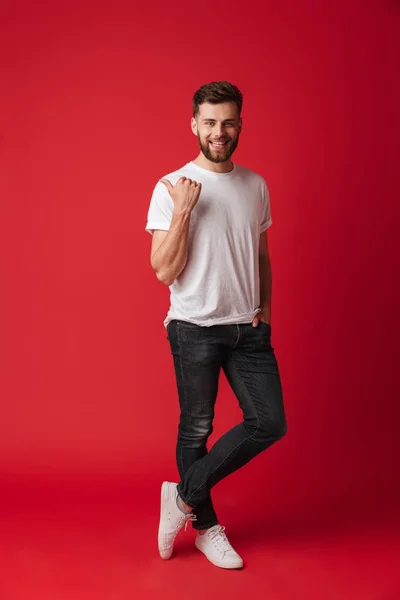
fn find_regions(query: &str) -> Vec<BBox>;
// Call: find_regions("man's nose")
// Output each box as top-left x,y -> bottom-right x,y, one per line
214,123 -> 224,137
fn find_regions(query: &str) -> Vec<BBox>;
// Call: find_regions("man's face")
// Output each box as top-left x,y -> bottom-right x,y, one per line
191,102 -> 242,163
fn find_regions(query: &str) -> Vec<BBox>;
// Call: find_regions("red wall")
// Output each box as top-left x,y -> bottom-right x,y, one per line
1,0 -> 399,519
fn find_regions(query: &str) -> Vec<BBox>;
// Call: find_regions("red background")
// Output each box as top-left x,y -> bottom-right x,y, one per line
0,1 -> 399,598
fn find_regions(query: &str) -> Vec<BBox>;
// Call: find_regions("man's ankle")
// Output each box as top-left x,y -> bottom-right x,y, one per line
176,492 -> 193,515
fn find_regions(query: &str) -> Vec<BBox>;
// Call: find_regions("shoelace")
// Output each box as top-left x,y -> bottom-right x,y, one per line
184,514 -> 197,531
175,513 -> 197,534
208,526 -> 233,554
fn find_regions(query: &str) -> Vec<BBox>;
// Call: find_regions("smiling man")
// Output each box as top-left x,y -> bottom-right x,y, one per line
146,81 -> 287,569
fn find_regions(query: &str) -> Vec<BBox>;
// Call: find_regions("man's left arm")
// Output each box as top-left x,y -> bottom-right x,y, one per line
252,231 -> 271,327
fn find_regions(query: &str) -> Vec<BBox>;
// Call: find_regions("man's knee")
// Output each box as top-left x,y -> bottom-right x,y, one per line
178,417 -> 214,448
248,415 -> 287,447
273,417 -> 287,441
263,416 -> 287,443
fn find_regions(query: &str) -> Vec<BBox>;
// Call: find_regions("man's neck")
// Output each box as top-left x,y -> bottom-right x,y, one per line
192,154 -> 234,174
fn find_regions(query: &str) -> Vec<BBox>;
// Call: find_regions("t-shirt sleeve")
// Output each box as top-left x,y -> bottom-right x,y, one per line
145,181 -> 174,235
260,179 -> 273,233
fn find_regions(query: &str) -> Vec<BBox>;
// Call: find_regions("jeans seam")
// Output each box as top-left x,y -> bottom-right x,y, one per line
175,326 -> 187,479
185,353 -> 260,507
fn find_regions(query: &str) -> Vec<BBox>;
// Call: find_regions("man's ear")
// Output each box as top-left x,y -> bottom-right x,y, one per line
191,117 -> 198,136
239,117 -> 243,133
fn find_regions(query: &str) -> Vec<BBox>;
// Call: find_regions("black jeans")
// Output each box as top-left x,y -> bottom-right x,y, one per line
167,319 -> 287,530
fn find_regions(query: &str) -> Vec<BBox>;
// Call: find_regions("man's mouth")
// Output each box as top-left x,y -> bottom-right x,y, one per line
210,140 -> 229,150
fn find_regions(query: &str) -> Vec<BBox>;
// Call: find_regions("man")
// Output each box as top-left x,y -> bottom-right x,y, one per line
145,81 -> 287,569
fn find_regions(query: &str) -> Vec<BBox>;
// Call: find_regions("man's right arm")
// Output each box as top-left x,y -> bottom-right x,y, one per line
151,209 -> 191,286
149,176 -> 201,286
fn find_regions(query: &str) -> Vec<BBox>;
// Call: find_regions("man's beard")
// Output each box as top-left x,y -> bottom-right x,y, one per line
198,133 -> 240,163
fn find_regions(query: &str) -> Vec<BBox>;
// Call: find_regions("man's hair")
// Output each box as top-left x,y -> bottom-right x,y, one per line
192,81 -> 243,118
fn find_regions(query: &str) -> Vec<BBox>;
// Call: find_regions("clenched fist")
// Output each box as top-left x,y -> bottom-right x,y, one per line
160,177 -> 202,215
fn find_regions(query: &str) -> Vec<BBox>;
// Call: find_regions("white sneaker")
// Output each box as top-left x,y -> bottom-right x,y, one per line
158,481 -> 196,560
195,525 -> 244,569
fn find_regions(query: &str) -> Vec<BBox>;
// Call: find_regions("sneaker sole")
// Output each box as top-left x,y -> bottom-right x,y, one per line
195,538 -> 244,570
158,482 -> 173,560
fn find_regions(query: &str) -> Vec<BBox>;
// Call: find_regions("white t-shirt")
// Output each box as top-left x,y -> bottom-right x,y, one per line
145,161 -> 272,327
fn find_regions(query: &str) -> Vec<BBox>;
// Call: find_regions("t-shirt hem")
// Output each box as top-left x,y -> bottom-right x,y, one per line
163,310 -> 261,328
